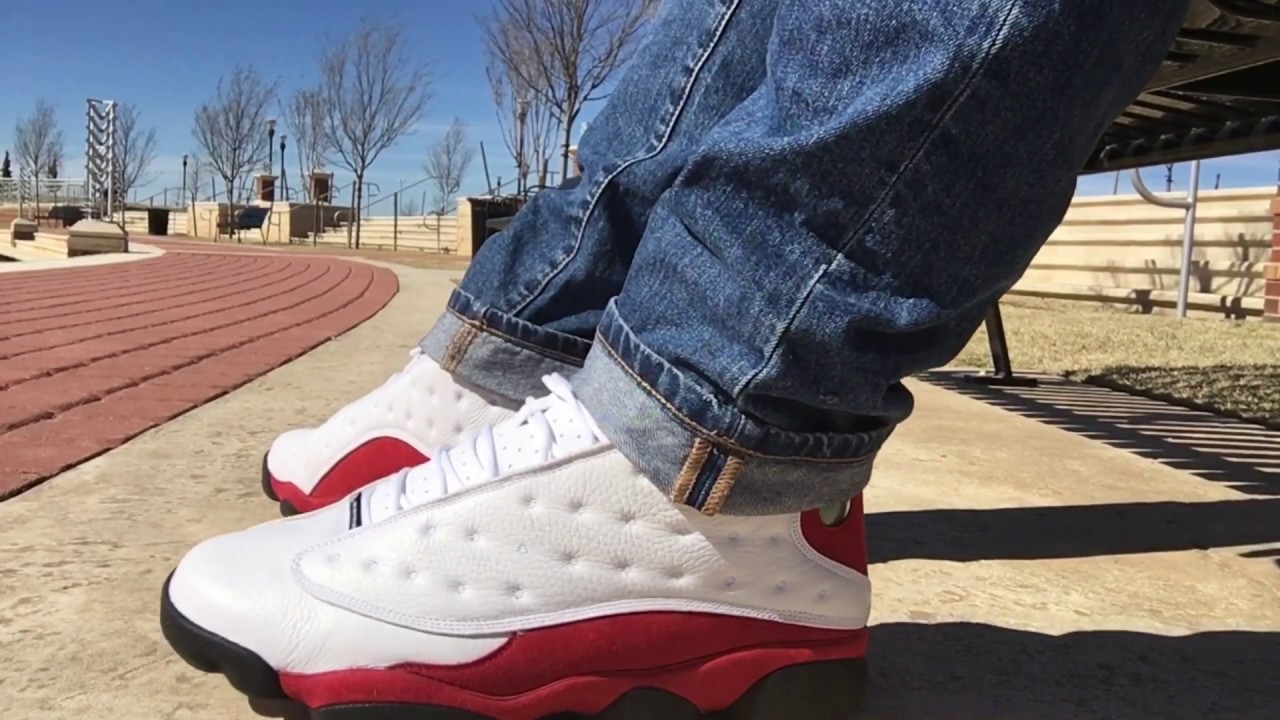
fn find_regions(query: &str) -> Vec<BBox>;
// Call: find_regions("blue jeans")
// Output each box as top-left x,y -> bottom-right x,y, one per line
424,0 -> 1188,515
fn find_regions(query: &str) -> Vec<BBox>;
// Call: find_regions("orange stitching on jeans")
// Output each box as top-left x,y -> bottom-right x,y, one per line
672,439 -> 711,505
443,307 -> 588,367
594,335 -> 876,465
701,456 -> 744,516
440,324 -> 479,373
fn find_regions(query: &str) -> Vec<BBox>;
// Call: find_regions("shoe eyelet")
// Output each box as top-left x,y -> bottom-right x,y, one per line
818,499 -> 852,528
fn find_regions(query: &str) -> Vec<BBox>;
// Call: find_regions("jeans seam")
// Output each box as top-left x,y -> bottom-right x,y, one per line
672,438 -> 712,504
444,306 -> 589,367
699,455 -> 743,516
596,334 -> 876,465
440,323 -> 479,374
734,0 -> 1021,401
507,0 -> 747,317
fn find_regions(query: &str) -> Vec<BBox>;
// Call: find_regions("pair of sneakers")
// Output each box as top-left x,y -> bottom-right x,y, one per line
161,350 -> 873,719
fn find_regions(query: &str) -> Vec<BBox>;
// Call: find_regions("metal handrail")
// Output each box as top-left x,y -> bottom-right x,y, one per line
1131,161 -> 1202,318
355,181 -> 381,217
136,186 -> 185,207
328,179 -> 354,204
420,205 -> 458,225
363,176 -> 431,215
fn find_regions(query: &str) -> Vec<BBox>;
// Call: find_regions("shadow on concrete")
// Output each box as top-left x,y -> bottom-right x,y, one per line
920,370 -> 1280,496
862,623 -> 1278,719
245,625 -> 1280,719
868,498 -> 1280,565
849,371 -> 1280,717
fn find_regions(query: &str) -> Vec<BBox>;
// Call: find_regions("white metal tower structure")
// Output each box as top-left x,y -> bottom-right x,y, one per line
85,98 -> 118,221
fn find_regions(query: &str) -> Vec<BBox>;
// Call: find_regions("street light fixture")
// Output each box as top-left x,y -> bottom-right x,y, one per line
182,154 -> 188,206
266,119 -> 277,177
279,135 -> 288,201
516,99 -> 529,195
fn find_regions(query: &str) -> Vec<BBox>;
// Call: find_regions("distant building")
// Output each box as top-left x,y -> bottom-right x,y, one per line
568,146 -> 581,178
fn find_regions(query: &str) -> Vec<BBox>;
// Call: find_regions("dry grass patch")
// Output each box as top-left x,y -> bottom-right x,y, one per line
949,298 -> 1280,427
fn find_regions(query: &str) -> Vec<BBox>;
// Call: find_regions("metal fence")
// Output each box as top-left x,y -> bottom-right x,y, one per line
0,177 -> 93,210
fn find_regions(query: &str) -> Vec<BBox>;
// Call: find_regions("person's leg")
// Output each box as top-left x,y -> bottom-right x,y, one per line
574,0 -> 1191,515
423,0 -> 781,401
163,3 -> 1191,717
266,0 -> 780,511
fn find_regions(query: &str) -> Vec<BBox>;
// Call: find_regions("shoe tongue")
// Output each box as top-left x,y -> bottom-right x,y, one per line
361,375 -> 604,526
541,396 -> 601,457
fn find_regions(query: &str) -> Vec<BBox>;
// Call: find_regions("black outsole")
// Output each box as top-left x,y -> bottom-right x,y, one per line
261,452 -> 278,501
161,575 -> 287,700
261,452 -> 301,516
160,573 -> 868,719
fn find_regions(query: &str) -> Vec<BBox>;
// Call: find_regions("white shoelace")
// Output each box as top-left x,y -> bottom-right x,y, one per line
366,374 -> 604,523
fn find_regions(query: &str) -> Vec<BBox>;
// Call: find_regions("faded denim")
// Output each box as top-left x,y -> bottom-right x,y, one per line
424,0 -> 1189,515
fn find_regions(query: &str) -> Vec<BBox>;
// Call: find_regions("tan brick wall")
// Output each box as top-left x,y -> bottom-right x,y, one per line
1010,186 -> 1276,318
1267,195 -> 1280,322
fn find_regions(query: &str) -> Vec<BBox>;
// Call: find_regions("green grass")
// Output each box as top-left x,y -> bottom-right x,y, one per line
949,298 -> 1280,427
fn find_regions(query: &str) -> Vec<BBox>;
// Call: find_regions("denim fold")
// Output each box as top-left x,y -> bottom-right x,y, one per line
424,0 -> 1189,514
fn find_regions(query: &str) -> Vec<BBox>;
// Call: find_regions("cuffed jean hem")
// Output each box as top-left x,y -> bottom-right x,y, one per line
420,288 -> 589,404
575,300 -> 890,517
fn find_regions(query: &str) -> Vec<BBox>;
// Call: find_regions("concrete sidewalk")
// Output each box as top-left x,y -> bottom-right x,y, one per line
1,263 -> 1276,719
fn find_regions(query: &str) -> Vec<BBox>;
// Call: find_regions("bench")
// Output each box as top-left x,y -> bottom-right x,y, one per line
35,205 -> 86,228
218,206 -> 270,236
969,0 -> 1280,386
478,175 -> 582,246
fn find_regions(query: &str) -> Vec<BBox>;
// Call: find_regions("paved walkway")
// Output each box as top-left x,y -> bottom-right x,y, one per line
0,240 -> 398,499
0,258 -> 1276,718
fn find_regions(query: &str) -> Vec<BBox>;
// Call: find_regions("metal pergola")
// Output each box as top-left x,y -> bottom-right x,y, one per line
969,0 -> 1280,387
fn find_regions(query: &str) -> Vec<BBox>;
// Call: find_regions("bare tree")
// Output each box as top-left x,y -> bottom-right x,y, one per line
12,99 -> 64,219
281,87 -> 328,201
115,104 -> 159,204
481,0 -> 655,181
486,32 -> 558,193
399,195 -> 422,216
425,118 -> 475,215
185,154 -> 205,204
425,119 -> 475,252
318,20 -> 431,248
193,65 -> 277,236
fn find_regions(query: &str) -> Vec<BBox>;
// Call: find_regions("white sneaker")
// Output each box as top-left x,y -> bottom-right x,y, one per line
165,375 -> 871,719
262,349 -> 513,514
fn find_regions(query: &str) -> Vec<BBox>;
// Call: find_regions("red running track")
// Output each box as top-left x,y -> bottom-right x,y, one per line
0,241 -> 399,500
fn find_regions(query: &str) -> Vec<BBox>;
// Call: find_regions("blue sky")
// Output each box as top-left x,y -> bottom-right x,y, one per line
1077,152 -> 1279,196
2,0 -> 1277,203
0,0 -> 600,205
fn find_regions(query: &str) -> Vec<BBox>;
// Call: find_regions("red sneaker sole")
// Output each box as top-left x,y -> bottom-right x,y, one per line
161,574 -> 868,720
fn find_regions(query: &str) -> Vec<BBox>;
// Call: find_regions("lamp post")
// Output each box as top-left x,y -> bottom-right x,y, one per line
279,135 -> 288,201
266,119 -> 277,177
516,99 -> 529,195
181,154 -> 188,206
